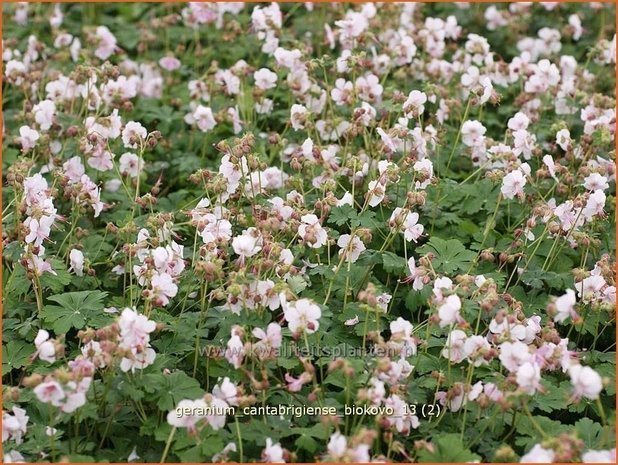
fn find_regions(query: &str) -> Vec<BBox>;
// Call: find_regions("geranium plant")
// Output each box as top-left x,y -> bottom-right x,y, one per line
2,2 -> 616,463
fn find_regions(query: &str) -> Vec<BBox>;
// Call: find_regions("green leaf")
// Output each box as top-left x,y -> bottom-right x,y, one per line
288,275 -> 308,294
382,251 -> 407,274
417,434 -> 481,462
141,372 -> 204,411
2,340 -> 32,375
328,205 -> 356,227
418,237 -> 476,274
574,418 -> 603,448
296,434 -> 318,453
41,290 -> 108,334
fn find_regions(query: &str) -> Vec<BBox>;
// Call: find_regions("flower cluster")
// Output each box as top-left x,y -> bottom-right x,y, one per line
1,2 -> 615,463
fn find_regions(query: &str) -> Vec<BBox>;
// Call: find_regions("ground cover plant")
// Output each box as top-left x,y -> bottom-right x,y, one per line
1,2 -> 616,463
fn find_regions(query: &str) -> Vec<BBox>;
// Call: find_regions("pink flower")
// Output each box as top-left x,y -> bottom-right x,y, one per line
501,169 -> 527,200
158,55 -> 181,71
284,372 -> 312,392
25,215 -> 54,246
18,126 -> 39,152
33,380 -> 65,406
94,26 -> 117,60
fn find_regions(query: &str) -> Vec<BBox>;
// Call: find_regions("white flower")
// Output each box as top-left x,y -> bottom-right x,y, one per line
555,128 -> 572,151
441,329 -> 467,363
582,449 -> 616,463
121,121 -> 147,149
33,380 -> 65,406
298,214 -> 327,248
384,394 -> 420,434
403,90 -> 427,118
225,327 -> 244,367
282,297 -> 321,335
118,153 -> 143,178
438,294 -> 461,328
167,399 -> 208,430
69,249 -> 84,277
367,180 -> 386,207
262,438 -> 285,463
337,234 -> 365,263
516,362 -> 541,394
583,173 -> 609,191
232,232 -> 262,259
2,407 -> 28,444
402,212 -> 424,242
254,68 -> 277,90
150,272 -> 178,306
569,364 -> 603,400
191,105 -> 217,132
520,444 -> 555,463
507,112 -> 530,131
33,100 -> 56,131
553,289 -> 577,323
499,341 -> 532,372
542,154 -> 558,181
290,104 -> 308,130
33,329 -> 56,363
19,126 -> 40,152
461,120 -> 486,147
